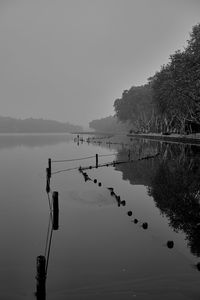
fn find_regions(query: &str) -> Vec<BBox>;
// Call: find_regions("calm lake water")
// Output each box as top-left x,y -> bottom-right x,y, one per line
0,133 -> 200,300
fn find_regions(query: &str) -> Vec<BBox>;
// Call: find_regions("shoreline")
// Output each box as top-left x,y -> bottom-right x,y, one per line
73,130 -> 200,146
127,133 -> 200,145
71,131 -> 114,135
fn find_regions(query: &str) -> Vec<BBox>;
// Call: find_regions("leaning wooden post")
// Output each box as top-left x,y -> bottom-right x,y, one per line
36,255 -> 46,298
52,191 -> 59,230
48,158 -> 51,178
96,154 -> 98,168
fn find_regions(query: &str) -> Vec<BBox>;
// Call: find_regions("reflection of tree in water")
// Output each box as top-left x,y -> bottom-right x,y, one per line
148,144 -> 200,257
115,139 -> 161,185
115,140 -> 200,257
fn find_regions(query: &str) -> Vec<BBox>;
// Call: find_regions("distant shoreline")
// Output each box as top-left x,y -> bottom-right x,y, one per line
0,132 -> 75,136
71,131 -> 114,135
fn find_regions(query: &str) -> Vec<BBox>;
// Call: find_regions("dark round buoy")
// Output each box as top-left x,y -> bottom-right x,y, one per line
196,262 -> 200,271
142,222 -> 148,229
106,164 -> 109,167
98,182 -> 102,187
167,241 -> 174,249
127,211 -> 132,216
133,219 -> 138,224
94,179 -> 97,183
121,200 -> 126,206
89,166 -> 92,169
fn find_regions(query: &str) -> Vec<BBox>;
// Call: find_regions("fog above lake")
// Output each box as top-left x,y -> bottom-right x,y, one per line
0,0 -> 200,127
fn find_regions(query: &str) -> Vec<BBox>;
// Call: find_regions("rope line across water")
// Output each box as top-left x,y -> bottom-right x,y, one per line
52,166 -> 79,175
52,155 -> 96,163
52,153 -> 117,163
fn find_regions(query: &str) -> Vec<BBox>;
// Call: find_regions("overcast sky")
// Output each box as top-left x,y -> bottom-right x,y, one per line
0,0 -> 200,127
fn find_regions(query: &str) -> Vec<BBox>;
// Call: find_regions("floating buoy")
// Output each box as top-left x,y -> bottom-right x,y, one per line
89,166 -> 92,169
121,200 -> 126,206
196,262 -> 200,271
127,211 -> 132,216
98,182 -> 102,187
142,222 -> 148,229
167,241 -> 174,249
94,179 -> 97,183
133,219 -> 138,224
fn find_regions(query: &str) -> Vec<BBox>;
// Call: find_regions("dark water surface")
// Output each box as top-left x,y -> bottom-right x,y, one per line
0,134 -> 200,299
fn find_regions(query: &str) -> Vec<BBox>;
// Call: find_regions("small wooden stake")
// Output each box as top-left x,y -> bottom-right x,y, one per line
36,255 -> 46,298
128,149 -> 131,161
96,154 -> 98,168
52,191 -> 59,230
46,179 -> 50,194
46,168 -> 50,193
48,158 -> 51,178
46,167 -> 51,181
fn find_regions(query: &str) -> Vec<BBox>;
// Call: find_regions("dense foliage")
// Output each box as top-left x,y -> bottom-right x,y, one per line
114,84 -> 154,132
114,23 -> 200,134
89,116 -> 129,133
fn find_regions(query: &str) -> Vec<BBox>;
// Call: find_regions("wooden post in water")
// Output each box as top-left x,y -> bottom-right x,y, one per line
96,154 -> 98,168
128,149 -> 131,161
52,191 -> 59,230
36,255 -> 46,299
48,158 -> 51,178
46,168 -> 50,194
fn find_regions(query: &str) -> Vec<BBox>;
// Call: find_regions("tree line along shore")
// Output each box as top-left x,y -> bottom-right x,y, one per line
90,23 -> 200,137
0,116 -> 82,133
